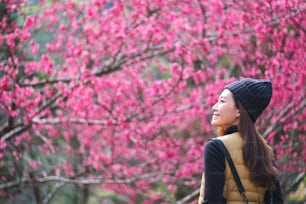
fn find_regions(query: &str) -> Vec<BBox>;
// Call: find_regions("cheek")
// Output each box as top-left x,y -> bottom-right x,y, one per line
211,104 -> 238,126
225,113 -> 237,122
220,107 -> 238,122
226,108 -> 239,122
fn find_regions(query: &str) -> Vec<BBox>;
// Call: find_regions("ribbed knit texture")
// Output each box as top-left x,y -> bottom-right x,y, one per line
225,78 -> 272,122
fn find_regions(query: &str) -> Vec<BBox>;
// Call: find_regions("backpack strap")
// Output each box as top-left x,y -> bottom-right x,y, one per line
269,189 -> 273,204
212,138 -> 249,203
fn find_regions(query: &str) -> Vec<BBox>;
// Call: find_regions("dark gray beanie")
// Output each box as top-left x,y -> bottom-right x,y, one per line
225,78 -> 272,123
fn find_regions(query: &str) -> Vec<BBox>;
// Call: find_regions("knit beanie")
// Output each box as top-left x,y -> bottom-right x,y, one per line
225,78 -> 272,123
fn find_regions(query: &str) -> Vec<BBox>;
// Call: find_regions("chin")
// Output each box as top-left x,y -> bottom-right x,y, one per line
211,122 -> 219,127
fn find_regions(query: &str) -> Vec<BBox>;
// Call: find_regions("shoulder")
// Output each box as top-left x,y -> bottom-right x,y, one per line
204,132 -> 242,155
205,139 -> 219,151
218,132 -> 243,149
204,139 -> 225,169
204,139 -> 223,157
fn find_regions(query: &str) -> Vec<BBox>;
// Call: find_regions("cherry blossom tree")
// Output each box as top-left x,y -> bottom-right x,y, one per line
0,0 -> 305,203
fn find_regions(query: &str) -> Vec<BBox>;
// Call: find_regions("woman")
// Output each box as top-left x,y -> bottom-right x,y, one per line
198,78 -> 283,203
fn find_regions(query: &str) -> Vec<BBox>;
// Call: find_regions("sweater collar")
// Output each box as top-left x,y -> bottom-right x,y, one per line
224,125 -> 238,135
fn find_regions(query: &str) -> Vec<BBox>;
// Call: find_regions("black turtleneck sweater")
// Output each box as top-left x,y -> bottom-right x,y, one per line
202,126 -> 283,204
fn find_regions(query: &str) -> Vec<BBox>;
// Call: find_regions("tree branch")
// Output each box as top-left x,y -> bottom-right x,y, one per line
263,98 -> 306,137
29,172 -> 42,204
0,125 -> 30,142
43,182 -> 65,204
263,102 -> 294,137
18,6 -> 305,88
176,188 -> 200,204
21,77 -> 72,87
0,171 -> 169,191
32,102 -> 194,127
0,92 -> 64,142
0,177 -> 29,190
32,117 -> 112,125
196,0 -> 208,38
285,172 -> 306,195
203,6 -> 306,43
152,60 -> 185,106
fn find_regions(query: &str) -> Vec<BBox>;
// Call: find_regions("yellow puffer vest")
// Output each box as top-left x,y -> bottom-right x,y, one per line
198,132 -> 267,204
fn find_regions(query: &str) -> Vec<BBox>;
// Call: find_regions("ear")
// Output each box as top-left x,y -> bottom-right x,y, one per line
236,109 -> 240,118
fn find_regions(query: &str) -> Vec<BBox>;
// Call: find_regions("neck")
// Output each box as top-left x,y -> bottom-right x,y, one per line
217,125 -> 238,136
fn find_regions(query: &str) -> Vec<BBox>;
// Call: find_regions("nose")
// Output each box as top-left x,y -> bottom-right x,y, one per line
212,102 -> 218,111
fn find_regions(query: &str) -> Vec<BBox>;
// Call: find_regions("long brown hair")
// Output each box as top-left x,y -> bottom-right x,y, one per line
236,99 -> 277,189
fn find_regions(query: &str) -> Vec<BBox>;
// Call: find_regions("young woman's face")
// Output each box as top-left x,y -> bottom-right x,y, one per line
211,89 -> 240,130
